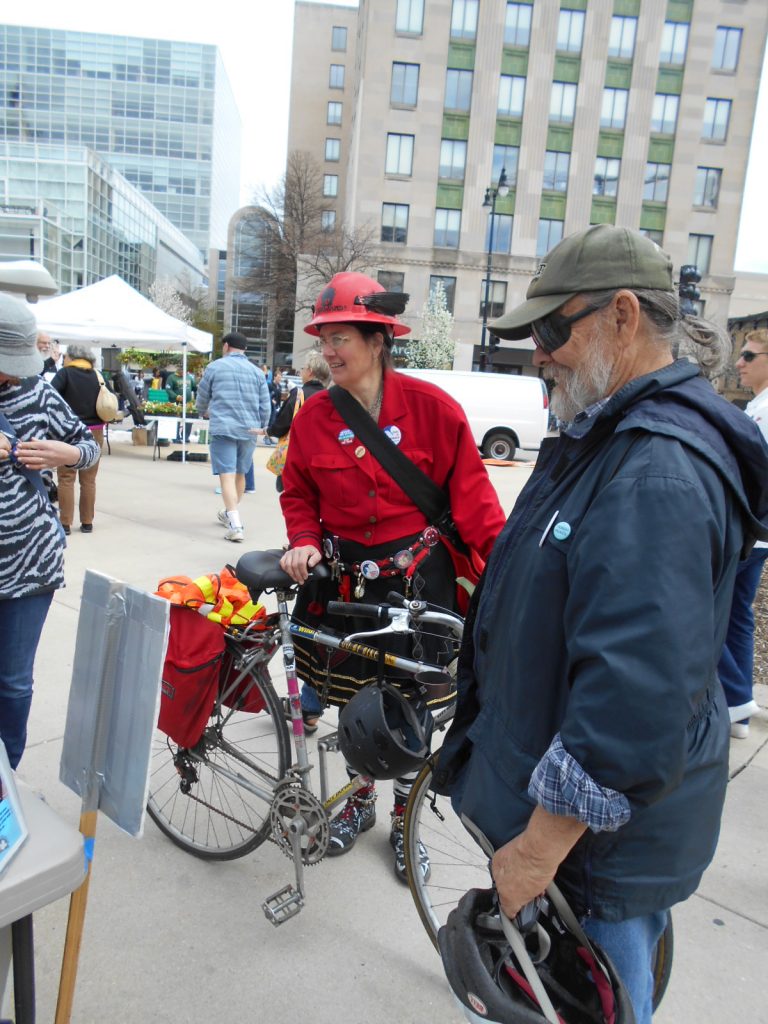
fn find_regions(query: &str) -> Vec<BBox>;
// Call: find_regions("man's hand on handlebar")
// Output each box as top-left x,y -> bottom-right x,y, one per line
280,545 -> 323,584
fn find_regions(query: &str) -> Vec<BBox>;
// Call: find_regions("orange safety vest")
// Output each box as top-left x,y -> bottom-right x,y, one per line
156,567 -> 266,628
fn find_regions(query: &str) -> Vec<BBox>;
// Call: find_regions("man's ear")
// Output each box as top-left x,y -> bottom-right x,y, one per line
613,290 -> 641,347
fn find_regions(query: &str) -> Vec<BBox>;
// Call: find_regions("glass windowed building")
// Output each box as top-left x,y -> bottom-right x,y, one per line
288,0 -> 768,372
0,25 -> 240,256
0,143 -> 205,294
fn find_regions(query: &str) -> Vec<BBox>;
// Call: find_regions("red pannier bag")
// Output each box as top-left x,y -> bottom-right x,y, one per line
158,605 -> 226,747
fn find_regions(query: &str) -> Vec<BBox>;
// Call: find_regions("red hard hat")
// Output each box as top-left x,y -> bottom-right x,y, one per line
304,272 -> 411,337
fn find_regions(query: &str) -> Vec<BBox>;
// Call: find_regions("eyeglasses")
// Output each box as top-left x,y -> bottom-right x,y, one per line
319,333 -> 353,350
530,295 -> 616,355
738,350 -> 768,363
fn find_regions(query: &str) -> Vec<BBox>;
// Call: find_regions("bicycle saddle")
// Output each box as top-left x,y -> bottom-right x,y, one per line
235,550 -> 330,596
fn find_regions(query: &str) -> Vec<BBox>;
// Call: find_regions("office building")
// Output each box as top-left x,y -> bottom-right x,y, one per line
0,143 -> 205,295
288,0 -> 768,372
0,24 -> 241,256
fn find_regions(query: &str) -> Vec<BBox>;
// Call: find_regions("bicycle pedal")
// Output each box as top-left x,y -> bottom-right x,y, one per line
262,884 -> 304,926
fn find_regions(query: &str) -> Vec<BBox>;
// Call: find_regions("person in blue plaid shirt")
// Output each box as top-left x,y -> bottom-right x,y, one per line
435,226 -> 768,1024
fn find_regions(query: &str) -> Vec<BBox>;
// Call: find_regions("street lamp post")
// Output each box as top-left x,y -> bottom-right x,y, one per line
479,166 -> 509,372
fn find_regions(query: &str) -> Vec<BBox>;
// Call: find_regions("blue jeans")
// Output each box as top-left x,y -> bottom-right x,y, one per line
718,547 -> 768,717
0,591 -> 54,769
300,683 -> 323,715
582,911 -> 668,1024
244,464 -> 255,492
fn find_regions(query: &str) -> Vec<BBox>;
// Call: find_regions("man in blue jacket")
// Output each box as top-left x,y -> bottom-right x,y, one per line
435,225 -> 768,1024
195,331 -> 270,542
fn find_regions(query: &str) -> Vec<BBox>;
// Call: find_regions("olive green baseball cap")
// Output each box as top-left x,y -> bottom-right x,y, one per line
490,224 -> 675,340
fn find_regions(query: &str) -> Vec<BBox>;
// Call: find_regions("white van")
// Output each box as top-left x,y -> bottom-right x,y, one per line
399,369 -> 549,460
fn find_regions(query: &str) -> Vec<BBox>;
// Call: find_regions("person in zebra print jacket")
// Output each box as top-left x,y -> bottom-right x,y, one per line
0,293 -> 99,769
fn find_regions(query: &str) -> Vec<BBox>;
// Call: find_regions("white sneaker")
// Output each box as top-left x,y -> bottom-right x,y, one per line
217,509 -> 229,527
730,722 -> 750,739
224,527 -> 244,543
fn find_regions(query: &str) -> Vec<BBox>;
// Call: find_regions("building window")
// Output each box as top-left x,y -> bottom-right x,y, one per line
396,0 -> 424,34
378,270 -> 405,292
550,82 -> 577,123
498,75 -> 526,117
543,151 -> 570,192
445,69 -> 473,111
485,213 -> 513,254
593,157 -> 620,197
688,234 -> 713,275
434,208 -> 462,248
386,133 -> 414,176
493,145 -> 519,186
505,3 -> 532,47
537,219 -> 564,258
391,62 -> 420,106
643,162 -> 671,202
693,166 -> 721,208
430,275 -> 457,313
480,281 -> 507,320
331,26 -> 347,51
608,15 -> 637,59
325,138 -> 341,162
557,10 -> 585,53
381,203 -> 409,243
601,88 -> 628,130
702,98 -> 731,141
651,94 -> 679,134
321,210 -> 336,231
327,101 -> 342,125
440,139 -> 467,180
323,174 -> 339,197
712,27 -> 742,72
451,0 -> 479,40
329,64 -> 345,89
659,21 -> 688,65
640,228 -> 664,246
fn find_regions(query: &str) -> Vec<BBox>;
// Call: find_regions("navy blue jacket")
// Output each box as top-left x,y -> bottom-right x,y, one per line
435,361 -> 768,921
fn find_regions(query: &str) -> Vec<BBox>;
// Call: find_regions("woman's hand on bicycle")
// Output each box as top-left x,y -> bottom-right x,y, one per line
280,545 -> 323,584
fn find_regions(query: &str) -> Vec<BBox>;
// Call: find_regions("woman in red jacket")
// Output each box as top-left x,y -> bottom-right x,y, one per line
279,272 -> 505,880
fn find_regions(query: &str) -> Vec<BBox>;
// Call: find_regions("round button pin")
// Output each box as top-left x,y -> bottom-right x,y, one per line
553,522 -> 572,541
354,445 -> 366,458
422,526 -> 440,547
394,549 -> 414,569
323,537 -> 334,559
360,560 -> 380,580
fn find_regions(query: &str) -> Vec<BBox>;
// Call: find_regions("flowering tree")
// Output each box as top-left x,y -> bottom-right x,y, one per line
149,278 -> 192,324
407,280 -> 455,369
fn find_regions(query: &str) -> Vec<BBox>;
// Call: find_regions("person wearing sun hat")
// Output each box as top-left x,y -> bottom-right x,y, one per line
434,224 -> 768,1023
0,292 -> 99,769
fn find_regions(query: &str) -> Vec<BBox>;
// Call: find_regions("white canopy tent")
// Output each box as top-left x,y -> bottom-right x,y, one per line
32,275 -> 213,460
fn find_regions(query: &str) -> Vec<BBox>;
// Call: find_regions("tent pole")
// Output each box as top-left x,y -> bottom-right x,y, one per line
181,342 -> 187,464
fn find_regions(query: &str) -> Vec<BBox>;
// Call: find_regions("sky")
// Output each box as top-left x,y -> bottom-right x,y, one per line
3,0 -> 767,272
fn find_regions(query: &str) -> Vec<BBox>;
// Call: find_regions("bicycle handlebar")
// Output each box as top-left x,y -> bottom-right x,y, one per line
327,601 -> 388,621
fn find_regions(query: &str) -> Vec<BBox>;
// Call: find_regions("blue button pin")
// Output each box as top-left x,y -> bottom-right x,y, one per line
553,522 -> 571,541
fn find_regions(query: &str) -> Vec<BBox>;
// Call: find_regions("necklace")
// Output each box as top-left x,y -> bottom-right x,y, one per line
367,382 -> 383,422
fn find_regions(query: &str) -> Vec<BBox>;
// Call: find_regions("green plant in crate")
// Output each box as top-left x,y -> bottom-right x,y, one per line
144,401 -> 197,417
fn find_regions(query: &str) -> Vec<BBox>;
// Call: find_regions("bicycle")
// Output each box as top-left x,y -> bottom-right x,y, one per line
146,548 -> 464,925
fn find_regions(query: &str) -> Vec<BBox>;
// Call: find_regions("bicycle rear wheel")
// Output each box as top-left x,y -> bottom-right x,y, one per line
147,665 -> 290,860
404,760 -> 675,1011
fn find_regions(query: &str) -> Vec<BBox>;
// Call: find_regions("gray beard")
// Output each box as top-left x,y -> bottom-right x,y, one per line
547,339 -> 615,422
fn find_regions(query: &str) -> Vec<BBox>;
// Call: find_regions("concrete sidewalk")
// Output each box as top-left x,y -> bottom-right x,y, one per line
15,435 -> 768,1023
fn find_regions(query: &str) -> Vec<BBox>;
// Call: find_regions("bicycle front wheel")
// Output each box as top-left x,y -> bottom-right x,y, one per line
147,665 -> 290,860
403,757 -> 490,948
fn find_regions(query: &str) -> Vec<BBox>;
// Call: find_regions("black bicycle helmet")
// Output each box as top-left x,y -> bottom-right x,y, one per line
438,886 -> 635,1024
337,681 -> 430,780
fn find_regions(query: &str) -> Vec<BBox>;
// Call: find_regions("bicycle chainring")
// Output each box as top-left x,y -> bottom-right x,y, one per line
269,783 -> 330,865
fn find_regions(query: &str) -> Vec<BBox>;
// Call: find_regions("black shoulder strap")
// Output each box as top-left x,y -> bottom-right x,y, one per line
328,385 -> 448,523
0,411 -> 48,501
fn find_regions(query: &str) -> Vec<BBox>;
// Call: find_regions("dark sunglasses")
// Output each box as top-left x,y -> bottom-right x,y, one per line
531,294 -> 616,354
739,350 -> 768,363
